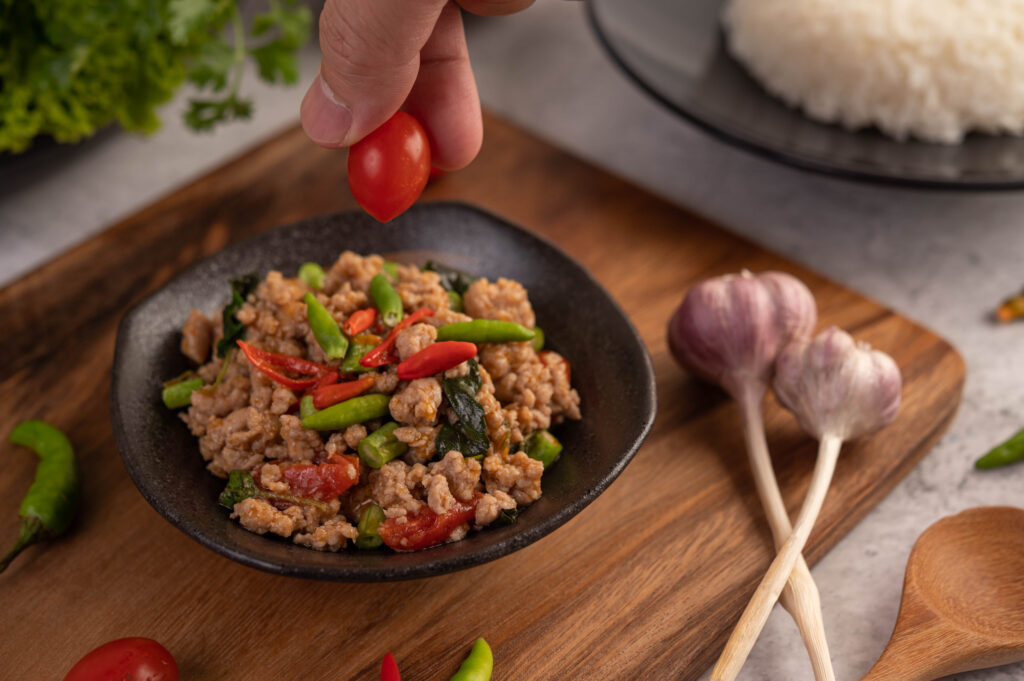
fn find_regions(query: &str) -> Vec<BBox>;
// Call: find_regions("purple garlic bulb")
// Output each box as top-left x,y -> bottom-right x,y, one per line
668,270 -> 817,398
773,326 -> 902,441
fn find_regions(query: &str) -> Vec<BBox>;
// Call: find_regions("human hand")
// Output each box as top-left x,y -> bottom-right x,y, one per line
301,0 -> 533,170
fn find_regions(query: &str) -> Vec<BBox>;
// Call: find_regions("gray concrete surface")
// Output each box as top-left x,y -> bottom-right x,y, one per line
3,3 -> 1022,680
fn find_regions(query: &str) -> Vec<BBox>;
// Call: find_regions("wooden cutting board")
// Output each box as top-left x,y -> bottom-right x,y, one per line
0,114 -> 963,680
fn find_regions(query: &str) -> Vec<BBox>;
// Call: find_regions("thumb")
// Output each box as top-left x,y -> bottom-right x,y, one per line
301,0 -> 447,148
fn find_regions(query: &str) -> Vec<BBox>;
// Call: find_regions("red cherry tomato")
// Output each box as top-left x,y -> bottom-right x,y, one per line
64,637 -> 177,681
280,455 -> 360,501
348,111 -> 431,223
378,496 -> 479,551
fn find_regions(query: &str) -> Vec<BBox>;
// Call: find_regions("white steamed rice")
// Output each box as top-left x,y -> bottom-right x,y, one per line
723,0 -> 1024,144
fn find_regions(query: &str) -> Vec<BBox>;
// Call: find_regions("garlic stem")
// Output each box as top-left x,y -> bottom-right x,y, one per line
711,433 -> 844,681
737,387 -> 835,681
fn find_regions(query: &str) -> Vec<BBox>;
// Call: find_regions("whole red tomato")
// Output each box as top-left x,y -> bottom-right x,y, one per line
347,111 -> 431,223
64,637 -> 178,681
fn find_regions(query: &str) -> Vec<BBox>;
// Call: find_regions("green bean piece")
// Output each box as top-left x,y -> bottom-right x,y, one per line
162,377 -> 204,409
303,293 -> 349,360
531,326 -> 545,352
301,393 -> 391,431
976,427 -> 1024,469
299,395 -> 317,420
382,261 -> 399,281
447,290 -> 464,313
448,638 -> 493,681
358,422 -> 409,469
436,320 -> 536,344
525,430 -> 563,469
355,503 -> 386,548
342,339 -> 376,373
2,420 -> 80,573
370,273 -> 404,327
298,262 -> 326,290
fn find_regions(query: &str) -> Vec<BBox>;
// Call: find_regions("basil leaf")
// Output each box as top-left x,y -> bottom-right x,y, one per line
424,261 -> 478,295
436,359 -> 489,458
215,273 -> 259,358
494,508 -> 519,526
218,470 -> 259,508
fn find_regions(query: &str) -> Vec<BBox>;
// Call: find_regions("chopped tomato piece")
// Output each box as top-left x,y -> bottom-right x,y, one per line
378,496 -> 478,551
281,455 -> 360,501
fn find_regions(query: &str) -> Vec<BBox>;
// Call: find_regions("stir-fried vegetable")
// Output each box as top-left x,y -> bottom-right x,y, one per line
236,340 -> 333,390
216,274 -> 259,358
304,293 -> 348,360
312,375 -> 376,410
356,504 -> 386,549
301,394 -> 391,431
358,422 -> 409,469
218,470 -> 328,511
436,320 -> 535,344
360,308 -> 434,368
370,273 -> 404,327
161,377 -> 203,409
378,496 -> 479,551
397,341 -> 478,381
298,262 -> 326,290
436,360 -> 489,458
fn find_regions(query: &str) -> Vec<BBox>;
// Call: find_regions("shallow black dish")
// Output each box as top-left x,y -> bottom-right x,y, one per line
111,202 -> 656,581
588,0 -> 1024,189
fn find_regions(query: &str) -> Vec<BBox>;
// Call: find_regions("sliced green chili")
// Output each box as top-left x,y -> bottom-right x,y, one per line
531,326 -> 545,352
448,638 -> 493,681
342,338 -> 377,373
525,430 -> 562,469
301,393 -> 391,431
976,427 -> 1024,469
448,290 -> 464,313
355,503 -> 386,548
303,293 -> 348,359
2,420 -> 80,574
436,320 -> 535,344
370,273 -> 404,327
358,422 -> 408,469
162,378 -> 204,409
382,261 -> 399,281
299,395 -> 317,420
298,262 -> 326,290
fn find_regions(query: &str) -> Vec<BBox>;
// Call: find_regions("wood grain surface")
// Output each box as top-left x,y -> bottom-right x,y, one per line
0,114 -> 963,680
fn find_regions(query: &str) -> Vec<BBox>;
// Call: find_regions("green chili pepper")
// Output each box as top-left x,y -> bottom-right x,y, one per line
342,339 -> 376,373
299,395 -> 317,420
298,262 -> 326,290
162,377 -> 204,409
1,420 -> 80,574
370,273 -> 404,327
358,422 -> 408,469
531,326 -> 545,352
975,427 -> 1024,469
436,320 -> 536,344
303,293 -> 348,360
355,503 -> 386,548
382,261 -> 399,281
525,429 -> 562,469
301,393 -> 391,431
448,290 -> 464,313
448,638 -> 493,681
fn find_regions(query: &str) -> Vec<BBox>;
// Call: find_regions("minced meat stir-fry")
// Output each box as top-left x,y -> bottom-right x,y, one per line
167,251 -> 581,553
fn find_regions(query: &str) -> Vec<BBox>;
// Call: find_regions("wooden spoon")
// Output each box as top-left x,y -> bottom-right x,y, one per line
861,506 -> 1024,681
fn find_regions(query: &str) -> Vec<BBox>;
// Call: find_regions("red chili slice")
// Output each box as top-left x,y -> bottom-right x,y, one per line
312,375 -> 377,410
396,341 -> 477,381
280,455 -> 360,501
378,495 -> 479,551
237,340 -> 335,391
344,308 -> 378,337
360,307 -> 434,368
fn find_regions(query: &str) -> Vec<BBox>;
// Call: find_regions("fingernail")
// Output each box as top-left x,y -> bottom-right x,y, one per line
300,74 -> 353,147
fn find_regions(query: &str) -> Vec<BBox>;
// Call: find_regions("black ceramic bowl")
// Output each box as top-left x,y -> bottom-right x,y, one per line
111,202 -> 656,581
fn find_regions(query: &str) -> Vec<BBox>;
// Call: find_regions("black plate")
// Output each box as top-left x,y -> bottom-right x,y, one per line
588,0 -> 1024,189
111,203 -> 656,581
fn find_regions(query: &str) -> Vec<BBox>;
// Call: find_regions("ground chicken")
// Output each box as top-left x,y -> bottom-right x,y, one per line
176,251 -> 583,552
393,424 -> 440,463
395,323 -> 437,361
323,251 -> 383,294
463,277 -> 535,328
181,309 -> 213,364
483,451 -> 544,505
390,378 -> 443,425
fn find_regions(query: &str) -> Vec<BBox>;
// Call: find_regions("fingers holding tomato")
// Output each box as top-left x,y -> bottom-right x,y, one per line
348,111 -> 431,223
64,637 -> 178,681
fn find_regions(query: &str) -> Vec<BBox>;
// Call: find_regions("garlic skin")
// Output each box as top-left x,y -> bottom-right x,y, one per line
773,326 -> 902,441
668,270 -> 817,398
